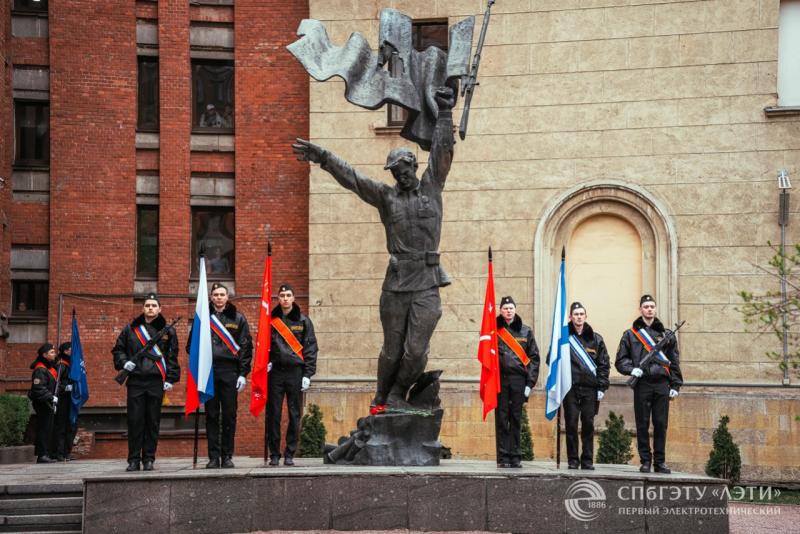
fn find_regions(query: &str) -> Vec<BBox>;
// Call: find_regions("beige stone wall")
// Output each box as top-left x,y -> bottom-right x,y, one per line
305,0 -> 800,481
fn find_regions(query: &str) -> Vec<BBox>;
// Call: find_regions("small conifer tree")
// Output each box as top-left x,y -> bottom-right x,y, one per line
520,408 -> 534,461
705,415 -> 742,483
298,403 -> 327,458
596,411 -> 634,464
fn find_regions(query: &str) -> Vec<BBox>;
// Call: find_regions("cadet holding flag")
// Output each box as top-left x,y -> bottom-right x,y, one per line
189,282 -> 253,469
51,342 -> 77,461
563,302 -> 609,470
112,294 -> 180,472
494,296 -> 539,468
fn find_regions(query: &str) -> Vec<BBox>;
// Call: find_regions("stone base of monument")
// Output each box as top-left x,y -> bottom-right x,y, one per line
324,370 -> 445,466
80,459 -> 730,534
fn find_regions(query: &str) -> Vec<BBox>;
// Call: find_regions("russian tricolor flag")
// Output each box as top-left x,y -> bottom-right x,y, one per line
186,256 -> 214,415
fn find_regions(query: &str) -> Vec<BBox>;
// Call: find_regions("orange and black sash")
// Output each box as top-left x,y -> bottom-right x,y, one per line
271,317 -> 304,361
34,362 -> 58,380
498,328 -> 530,366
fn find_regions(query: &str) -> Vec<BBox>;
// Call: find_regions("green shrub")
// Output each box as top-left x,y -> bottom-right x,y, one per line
298,403 -> 326,457
0,394 -> 31,447
520,408 -> 534,461
596,411 -> 634,464
706,415 -> 742,483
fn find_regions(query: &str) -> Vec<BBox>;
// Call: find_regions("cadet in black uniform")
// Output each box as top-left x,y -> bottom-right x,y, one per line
29,343 -> 58,463
112,294 -> 180,472
495,296 -> 540,468
563,302 -> 610,470
267,283 -> 318,466
615,294 -> 683,474
52,342 -> 77,461
195,282 -> 253,469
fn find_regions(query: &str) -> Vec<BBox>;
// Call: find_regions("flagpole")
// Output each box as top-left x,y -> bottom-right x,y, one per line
192,247 -> 206,469
556,407 -> 561,469
263,229 -> 272,465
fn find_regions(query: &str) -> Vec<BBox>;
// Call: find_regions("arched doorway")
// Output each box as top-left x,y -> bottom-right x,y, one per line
534,181 -> 677,353
566,214 -> 647,343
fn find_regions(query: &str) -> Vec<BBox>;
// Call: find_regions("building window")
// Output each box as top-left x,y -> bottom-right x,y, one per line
192,60 -> 234,132
10,245 -> 49,320
12,281 -> 48,318
137,57 -> 159,132
387,20 -> 449,127
12,0 -> 48,13
14,101 -> 49,167
136,205 -> 159,279
778,1 -> 800,107
191,208 -> 234,277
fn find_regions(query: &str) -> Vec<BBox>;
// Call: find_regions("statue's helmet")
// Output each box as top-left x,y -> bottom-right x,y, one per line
384,147 -> 417,170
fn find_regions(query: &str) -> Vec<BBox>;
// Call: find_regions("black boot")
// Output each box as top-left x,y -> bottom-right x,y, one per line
206,458 -> 220,469
36,455 -> 56,464
143,460 -> 154,471
126,460 -> 141,472
221,457 -> 235,469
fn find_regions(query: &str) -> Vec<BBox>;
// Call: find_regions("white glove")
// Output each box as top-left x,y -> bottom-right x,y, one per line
236,376 -> 247,392
524,386 -> 531,398
669,389 -> 679,399
268,362 -> 272,373
65,384 -> 73,392
630,368 -> 644,378
301,377 -> 311,392
597,390 -> 605,401
123,361 -> 136,372
51,396 -> 59,404
163,382 -> 173,391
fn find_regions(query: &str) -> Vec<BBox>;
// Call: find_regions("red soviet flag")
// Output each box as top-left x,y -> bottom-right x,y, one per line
477,248 -> 500,420
249,248 -> 272,417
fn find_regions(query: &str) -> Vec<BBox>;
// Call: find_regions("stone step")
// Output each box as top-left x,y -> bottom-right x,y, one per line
0,512 -> 82,532
0,496 -> 82,515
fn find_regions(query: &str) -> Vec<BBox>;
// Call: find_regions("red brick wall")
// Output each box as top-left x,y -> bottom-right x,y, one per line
0,0 -> 11,390
1,0 -> 311,458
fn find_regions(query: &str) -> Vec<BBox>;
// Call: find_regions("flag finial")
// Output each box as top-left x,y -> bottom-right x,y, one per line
561,246 -> 565,261
199,241 -> 206,258
72,307 -> 76,318
266,224 -> 272,256
488,246 -> 492,262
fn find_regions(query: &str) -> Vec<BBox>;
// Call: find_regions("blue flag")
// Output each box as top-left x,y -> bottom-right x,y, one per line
545,255 -> 572,420
68,313 -> 89,426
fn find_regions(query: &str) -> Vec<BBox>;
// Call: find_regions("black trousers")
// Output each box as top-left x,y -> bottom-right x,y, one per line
495,374 -> 526,464
633,379 -> 670,464
205,365 -> 238,460
33,400 -> 53,458
52,391 -> 77,458
126,377 -> 164,463
563,386 -> 597,466
267,366 -> 303,458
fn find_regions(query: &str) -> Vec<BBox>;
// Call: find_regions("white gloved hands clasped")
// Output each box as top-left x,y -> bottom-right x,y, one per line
669,389 -> 679,399
163,382 -> 173,391
65,384 -> 73,392
524,386 -> 532,398
123,361 -> 136,372
51,396 -> 59,404
301,377 -> 311,392
268,362 -> 272,373
236,376 -> 247,392
597,390 -> 605,401
630,368 -> 644,378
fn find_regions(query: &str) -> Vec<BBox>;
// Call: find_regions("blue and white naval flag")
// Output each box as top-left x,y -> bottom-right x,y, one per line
545,253 -> 572,420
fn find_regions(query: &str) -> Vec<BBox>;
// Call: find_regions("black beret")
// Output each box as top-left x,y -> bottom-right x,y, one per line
570,302 -> 585,313
37,343 -> 54,357
278,283 -> 294,294
640,294 -> 655,306
499,296 -> 515,307
210,282 -> 229,293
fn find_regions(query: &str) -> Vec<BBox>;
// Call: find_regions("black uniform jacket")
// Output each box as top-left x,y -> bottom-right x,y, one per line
186,302 -> 253,377
112,314 -> 180,383
496,314 -> 540,388
28,356 -> 58,403
567,321 -> 610,391
269,303 -> 318,379
615,317 -> 683,391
